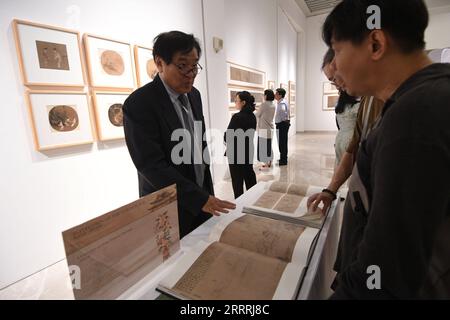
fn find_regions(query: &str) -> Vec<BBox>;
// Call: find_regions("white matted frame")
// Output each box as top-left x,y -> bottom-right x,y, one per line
323,93 -> 339,111
228,87 -> 264,111
26,91 -> 94,151
84,34 -> 135,90
92,91 -> 130,141
267,80 -> 275,90
289,80 -> 296,118
134,45 -> 158,87
227,62 -> 265,89
13,19 -> 85,88
280,82 -> 288,90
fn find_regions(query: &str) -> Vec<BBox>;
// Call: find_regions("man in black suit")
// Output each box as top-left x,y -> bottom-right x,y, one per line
123,31 -> 235,238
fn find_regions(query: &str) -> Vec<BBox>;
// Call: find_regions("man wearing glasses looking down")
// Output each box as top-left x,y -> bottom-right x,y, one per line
123,31 -> 235,238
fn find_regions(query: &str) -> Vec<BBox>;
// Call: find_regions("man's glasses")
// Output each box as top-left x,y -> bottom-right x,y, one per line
175,63 -> 203,76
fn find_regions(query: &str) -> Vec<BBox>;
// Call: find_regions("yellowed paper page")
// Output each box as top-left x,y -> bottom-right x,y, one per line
273,194 -> 304,213
253,190 -> 283,209
172,242 -> 287,300
63,184 -> 180,299
219,215 -> 305,262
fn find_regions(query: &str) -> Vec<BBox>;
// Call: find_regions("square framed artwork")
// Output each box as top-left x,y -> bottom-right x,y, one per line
289,81 -> 296,93
84,34 -> 135,90
227,62 -> 265,89
13,19 -> 85,87
26,91 -> 94,151
323,81 -> 338,94
267,80 -> 275,90
92,91 -> 130,141
228,87 -> 264,111
134,45 -> 158,87
323,93 -> 339,111
288,80 -> 296,105
290,104 -> 296,119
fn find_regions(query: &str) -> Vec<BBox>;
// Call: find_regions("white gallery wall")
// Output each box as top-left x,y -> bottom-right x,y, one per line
425,6 -> 450,49
304,13 -> 335,132
0,0 -> 208,289
277,5 -> 299,135
303,5 -> 450,132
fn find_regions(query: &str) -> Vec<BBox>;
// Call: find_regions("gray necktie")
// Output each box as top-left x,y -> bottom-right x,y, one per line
177,94 -> 204,187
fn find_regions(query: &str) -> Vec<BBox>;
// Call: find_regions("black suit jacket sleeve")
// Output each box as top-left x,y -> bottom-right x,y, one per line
123,92 -> 210,216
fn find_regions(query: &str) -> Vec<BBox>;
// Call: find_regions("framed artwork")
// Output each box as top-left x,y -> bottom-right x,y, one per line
323,93 -> 339,111
92,91 -> 130,141
267,80 -> 275,90
134,45 -> 158,87
12,19 -> 85,87
227,62 -> 265,89
84,34 -> 135,90
288,80 -> 296,118
280,82 -> 288,90
323,81 -> 338,94
228,87 -> 264,111
26,91 -> 94,151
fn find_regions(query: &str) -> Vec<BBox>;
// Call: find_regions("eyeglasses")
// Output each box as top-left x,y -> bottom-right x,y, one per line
175,62 -> 203,76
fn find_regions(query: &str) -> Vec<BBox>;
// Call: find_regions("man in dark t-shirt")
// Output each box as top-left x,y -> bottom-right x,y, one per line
322,0 -> 450,298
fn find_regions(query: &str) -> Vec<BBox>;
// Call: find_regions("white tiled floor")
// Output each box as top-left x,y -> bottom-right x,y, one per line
0,132 -> 337,300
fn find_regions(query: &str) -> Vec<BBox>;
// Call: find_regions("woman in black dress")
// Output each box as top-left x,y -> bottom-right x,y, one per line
224,91 -> 257,198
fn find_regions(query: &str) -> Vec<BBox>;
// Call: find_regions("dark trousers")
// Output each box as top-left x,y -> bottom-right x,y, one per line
257,137 -> 272,162
228,164 -> 257,199
276,121 -> 290,163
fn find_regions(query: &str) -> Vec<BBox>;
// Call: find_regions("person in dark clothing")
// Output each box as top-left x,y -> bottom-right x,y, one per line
123,31 -> 235,238
274,88 -> 290,166
323,0 -> 450,299
224,91 -> 257,198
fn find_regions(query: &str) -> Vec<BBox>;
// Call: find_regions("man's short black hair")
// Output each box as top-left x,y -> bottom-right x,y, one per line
264,89 -> 275,101
323,0 -> 428,54
153,31 -> 202,64
276,88 -> 286,98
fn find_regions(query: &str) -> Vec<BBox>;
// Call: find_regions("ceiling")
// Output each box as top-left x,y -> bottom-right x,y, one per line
294,0 -> 450,17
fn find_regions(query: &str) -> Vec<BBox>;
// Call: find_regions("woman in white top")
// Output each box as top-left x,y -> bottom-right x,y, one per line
334,91 -> 360,166
255,89 -> 276,169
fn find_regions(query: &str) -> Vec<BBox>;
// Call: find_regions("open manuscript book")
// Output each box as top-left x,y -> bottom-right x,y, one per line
243,181 -> 326,228
157,209 -> 320,300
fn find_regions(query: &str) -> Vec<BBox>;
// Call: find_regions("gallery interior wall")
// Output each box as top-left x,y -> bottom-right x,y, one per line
277,5 -> 298,136
0,0 -> 208,289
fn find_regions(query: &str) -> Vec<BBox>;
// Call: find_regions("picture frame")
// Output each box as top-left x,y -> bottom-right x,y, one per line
267,80 -> 275,90
134,45 -> 158,87
26,91 -> 94,151
228,87 -> 264,111
280,82 -> 288,90
12,19 -> 85,88
227,62 -> 265,89
323,81 -> 338,94
84,34 -> 135,90
288,80 -> 296,118
290,104 -> 296,119
323,93 -> 339,111
92,91 -> 130,141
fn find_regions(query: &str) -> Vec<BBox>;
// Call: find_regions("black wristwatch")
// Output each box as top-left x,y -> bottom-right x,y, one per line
322,188 -> 337,200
